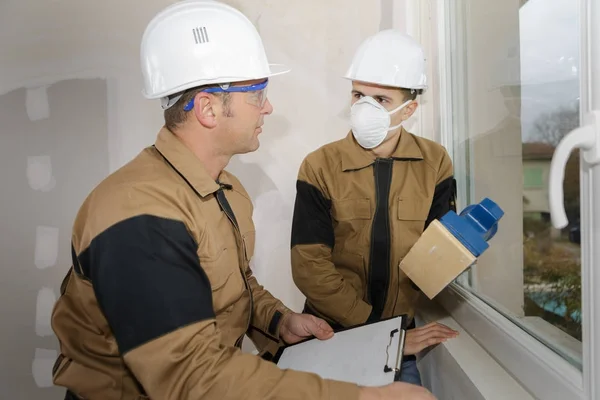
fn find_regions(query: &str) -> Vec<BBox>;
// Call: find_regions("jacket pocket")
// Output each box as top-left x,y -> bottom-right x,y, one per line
242,230 -> 255,262
199,247 -> 244,313
331,198 -> 372,221
198,247 -> 233,290
397,196 -> 430,221
332,250 -> 366,300
331,198 -> 371,256
396,195 -> 431,246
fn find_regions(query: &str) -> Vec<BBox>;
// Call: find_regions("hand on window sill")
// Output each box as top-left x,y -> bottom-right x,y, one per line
404,321 -> 459,355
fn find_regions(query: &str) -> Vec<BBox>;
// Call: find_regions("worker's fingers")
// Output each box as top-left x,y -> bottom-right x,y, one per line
420,335 -> 450,348
404,333 -> 454,354
404,323 -> 459,355
426,323 -> 457,337
410,322 -> 458,338
416,321 -> 439,330
309,315 -> 335,340
414,321 -> 455,332
410,321 -> 444,334
404,338 -> 444,355
408,330 -> 452,344
411,327 -> 457,343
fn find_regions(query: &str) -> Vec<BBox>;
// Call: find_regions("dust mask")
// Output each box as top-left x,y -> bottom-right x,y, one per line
350,96 -> 412,149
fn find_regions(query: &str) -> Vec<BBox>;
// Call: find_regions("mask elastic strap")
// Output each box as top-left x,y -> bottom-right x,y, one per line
388,99 -> 413,130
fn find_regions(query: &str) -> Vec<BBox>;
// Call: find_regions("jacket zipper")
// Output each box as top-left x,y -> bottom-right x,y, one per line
215,183 -> 254,347
367,158 -> 393,321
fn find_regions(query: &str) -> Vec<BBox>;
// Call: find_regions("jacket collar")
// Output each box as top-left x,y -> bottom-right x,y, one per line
340,127 -> 424,171
154,127 -> 221,197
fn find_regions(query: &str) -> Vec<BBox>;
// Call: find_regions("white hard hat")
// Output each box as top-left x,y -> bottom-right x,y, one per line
140,0 -> 289,100
344,29 -> 427,91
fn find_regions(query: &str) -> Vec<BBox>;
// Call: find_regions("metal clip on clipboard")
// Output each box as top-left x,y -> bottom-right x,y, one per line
383,316 -> 408,381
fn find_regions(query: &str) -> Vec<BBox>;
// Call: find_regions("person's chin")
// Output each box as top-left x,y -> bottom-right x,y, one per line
250,139 -> 261,152
239,139 -> 260,154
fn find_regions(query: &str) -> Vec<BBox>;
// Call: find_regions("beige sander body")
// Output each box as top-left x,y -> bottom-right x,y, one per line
400,198 -> 504,299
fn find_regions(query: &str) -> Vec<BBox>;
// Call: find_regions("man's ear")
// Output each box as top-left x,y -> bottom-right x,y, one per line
193,92 -> 218,129
402,100 -> 419,121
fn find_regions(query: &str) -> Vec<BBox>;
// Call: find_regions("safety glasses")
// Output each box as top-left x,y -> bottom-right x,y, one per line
183,79 -> 269,111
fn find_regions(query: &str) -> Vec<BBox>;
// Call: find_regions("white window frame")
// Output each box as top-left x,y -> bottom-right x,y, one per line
412,1 -> 600,399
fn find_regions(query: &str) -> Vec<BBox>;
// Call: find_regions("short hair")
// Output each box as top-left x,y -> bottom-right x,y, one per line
399,88 -> 423,102
164,87 -> 232,131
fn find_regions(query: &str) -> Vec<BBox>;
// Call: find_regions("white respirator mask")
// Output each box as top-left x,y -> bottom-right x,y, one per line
350,96 -> 412,149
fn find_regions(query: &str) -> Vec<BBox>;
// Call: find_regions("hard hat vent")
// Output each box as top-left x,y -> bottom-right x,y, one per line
193,27 -> 210,44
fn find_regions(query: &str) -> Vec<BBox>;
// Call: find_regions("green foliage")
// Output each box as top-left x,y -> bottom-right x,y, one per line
523,219 -> 582,339
523,217 -> 551,237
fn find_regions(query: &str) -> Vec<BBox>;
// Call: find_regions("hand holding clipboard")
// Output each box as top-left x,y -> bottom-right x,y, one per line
274,315 -> 409,386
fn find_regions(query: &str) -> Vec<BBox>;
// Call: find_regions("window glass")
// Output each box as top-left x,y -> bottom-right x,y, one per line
523,166 -> 544,188
445,0 -> 582,368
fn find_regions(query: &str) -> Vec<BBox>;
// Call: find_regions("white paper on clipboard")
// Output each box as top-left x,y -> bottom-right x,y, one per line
275,315 -> 405,387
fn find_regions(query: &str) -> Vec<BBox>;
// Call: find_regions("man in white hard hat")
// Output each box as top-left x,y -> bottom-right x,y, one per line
50,2 -> 435,400
290,29 -> 460,386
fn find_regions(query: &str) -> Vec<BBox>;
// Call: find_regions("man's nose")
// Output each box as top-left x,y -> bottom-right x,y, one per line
262,98 -> 274,115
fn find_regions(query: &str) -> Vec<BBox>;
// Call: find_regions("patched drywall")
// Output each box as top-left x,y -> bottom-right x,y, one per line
0,79 -> 110,399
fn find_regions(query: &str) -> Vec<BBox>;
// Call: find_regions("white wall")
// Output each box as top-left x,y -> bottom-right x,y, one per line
0,1 -> 418,398
218,0 -> 386,311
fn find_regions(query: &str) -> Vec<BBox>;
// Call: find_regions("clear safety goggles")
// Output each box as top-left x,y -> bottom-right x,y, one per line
183,79 -> 269,111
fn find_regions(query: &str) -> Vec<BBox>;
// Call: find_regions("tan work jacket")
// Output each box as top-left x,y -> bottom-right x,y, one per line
51,127 -> 360,400
291,129 -> 455,328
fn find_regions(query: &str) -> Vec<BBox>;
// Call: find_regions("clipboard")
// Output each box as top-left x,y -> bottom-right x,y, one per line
273,315 -> 409,386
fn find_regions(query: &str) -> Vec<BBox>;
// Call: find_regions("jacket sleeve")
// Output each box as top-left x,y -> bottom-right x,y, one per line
245,264 -> 293,352
425,148 -> 457,228
87,214 -> 359,400
290,159 -> 372,328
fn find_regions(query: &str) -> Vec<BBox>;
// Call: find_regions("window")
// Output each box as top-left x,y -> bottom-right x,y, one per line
523,166 -> 544,188
445,0 -> 581,361
433,0 -> 589,396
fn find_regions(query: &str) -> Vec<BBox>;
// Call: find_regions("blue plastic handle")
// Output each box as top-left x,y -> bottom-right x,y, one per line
440,198 -> 504,257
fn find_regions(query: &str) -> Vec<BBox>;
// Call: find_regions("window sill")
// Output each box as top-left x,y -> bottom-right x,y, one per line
429,283 -> 584,400
416,297 -> 534,400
